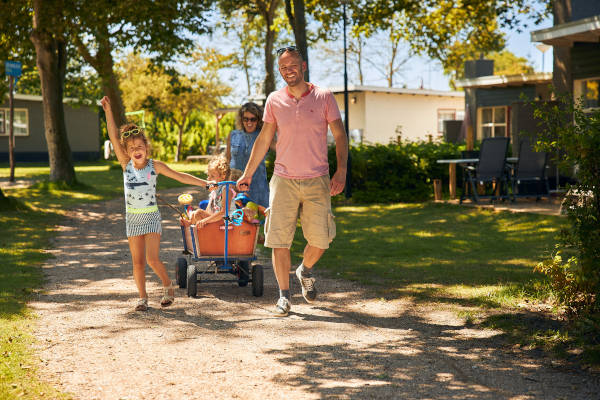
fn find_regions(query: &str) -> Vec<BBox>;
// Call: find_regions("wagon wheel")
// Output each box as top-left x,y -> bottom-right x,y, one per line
237,260 -> 249,287
252,264 -> 264,297
186,264 -> 197,297
175,257 -> 188,289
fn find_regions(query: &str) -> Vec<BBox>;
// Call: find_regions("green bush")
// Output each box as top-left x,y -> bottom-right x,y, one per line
402,140 -> 474,191
267,140 -> 472,204
329,142 -> 439,203
531,95 -> 600,316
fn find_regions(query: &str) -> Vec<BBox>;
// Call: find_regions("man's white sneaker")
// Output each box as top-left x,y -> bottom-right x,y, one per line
274,297 -> 291,317
296,267 -> 317,303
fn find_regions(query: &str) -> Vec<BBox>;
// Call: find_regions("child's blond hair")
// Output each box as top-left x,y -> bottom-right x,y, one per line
119,123 -> 149,148
207,155 -> 230,181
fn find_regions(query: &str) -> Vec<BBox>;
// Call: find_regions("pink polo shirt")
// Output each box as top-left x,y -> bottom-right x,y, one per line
263,84 -> 341,179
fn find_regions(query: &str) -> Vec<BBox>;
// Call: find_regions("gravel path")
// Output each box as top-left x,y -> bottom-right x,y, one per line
31,187 -> 600,400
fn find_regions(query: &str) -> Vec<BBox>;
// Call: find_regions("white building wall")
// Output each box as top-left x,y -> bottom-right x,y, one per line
333,88 -> 464,144
363,92 -> 464,143
332,92 -> 365,143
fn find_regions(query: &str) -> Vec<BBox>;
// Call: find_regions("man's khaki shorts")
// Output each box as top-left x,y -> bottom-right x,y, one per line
264,174 -> 336,249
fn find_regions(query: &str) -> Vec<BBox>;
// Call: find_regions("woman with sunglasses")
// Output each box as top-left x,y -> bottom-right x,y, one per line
225,102 -> 274,210
101,96 -> 209,312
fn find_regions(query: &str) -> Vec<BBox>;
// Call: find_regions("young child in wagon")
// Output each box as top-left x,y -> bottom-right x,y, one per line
185,155 -> 237,228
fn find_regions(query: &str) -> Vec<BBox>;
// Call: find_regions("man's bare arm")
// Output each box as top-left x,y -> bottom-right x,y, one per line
328,118 -> 348,196
237,122 -> 277,190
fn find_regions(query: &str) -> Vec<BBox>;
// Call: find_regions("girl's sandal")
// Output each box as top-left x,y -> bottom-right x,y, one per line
135,298 -> 148,312
160,281 -> 176,307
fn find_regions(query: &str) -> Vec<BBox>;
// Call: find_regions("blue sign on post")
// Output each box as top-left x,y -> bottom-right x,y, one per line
5,60 -> 22,77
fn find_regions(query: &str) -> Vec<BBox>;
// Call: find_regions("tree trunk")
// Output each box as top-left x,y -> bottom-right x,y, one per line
97,33 -> 127,126
262,0 -> 280,97
72,24 -> 127,126
388,40 -> 398,88
356,37 -> 364,85
284,0 -> 309,82
30,0 -> 76,184
235,29 -> 253,96
552,0 -> 573,96
176,126 -> 183,162
243,50 -> 252,96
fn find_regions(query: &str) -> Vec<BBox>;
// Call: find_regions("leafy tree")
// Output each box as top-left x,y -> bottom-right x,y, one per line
315,29 -> 367,86
0,1 -> 35,188
15,58 -> 103,102
219,0 -> 283,97
364,14 -> 410,88
532,94 -> 600,316
30,0 -> 76,184
489,50 -> 534,76
347,31 -> 367,86
65,1 -> 215,126
284,0 -> 309,81
0,1 -> 36,100
119,52 -> 231,161
292,0 -> 548,87
218,10 -> 265,97
0,0 -> 77,184
552,0 -> 572,94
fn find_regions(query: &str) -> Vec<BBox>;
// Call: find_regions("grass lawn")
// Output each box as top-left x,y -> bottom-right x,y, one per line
0,160 -> 207,399
291,202 -> 598,367
0,161 -> 594,398
315,202 -> 561,307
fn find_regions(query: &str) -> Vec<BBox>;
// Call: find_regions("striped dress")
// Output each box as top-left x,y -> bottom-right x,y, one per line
124,159 -> 162,237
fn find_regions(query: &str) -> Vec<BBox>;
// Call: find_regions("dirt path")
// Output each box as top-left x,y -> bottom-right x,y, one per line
31,188 -> 599,400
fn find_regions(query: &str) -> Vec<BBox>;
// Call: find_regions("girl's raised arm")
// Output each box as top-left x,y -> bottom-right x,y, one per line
100,96 -> 129,169
153,160 -> 208,187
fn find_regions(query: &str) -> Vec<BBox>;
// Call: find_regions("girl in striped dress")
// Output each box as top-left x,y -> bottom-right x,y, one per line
101,96 -> 209,311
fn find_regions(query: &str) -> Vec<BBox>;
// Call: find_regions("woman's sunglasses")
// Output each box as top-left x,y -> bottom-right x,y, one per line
243,117 -> 258,123
122,128 -> 141,138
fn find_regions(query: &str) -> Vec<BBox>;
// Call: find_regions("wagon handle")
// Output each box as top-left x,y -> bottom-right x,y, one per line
219,181 -> 237,268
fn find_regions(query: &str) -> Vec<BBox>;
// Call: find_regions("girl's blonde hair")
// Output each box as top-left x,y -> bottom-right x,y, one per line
119,123 -> 149,148
208,155 -> 231,181
236,102 -> 264,132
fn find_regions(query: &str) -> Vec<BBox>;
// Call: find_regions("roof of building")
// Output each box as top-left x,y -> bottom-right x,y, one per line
455,73 -> 552,89
328,85 -> 464,97
3,93 -> 93,105
530,14 -> 600,46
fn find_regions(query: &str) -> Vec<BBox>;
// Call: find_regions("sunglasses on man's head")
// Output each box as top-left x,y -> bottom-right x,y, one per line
243,117 -> 258,123
122,128 -> 141,138
276,46 -> 298,56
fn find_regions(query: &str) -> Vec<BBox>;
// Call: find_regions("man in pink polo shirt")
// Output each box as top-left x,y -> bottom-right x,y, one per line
238,46 -> 348,316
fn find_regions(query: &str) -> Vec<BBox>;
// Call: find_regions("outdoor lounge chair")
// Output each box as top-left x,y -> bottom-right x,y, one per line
510,138 -> 549,201
459,150 -> 480,199
460,137 -> 510,204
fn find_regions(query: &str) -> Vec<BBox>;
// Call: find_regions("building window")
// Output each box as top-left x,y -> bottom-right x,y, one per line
477,106 -> 507,139
574,77 -> 600,110
0,108 -> 29,136
437,109 -> 458,134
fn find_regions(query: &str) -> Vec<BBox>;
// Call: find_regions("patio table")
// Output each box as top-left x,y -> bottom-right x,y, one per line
436,157 -> 517,200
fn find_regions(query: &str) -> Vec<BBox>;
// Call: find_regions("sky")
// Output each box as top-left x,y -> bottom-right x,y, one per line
197,9 -> 555,104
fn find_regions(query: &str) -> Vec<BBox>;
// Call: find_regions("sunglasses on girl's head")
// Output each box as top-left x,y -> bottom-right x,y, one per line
243,117 -> 258,123
122,128 -> 141,138
276,46 -> 298,56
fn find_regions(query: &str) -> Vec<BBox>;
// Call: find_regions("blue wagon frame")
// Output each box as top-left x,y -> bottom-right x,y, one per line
173,181 -> 264,298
